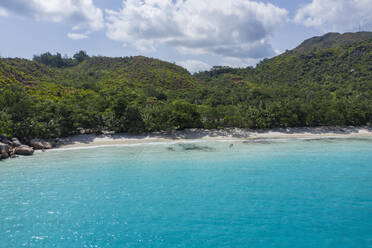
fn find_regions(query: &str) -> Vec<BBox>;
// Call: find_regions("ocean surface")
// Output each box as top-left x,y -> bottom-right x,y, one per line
1,138 -> 372,248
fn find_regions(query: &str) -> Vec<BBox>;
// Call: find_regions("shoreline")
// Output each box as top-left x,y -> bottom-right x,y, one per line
55,126 -> 372,149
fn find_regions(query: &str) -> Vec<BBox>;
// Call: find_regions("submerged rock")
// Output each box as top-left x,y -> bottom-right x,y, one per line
242,140 -> 272,145
178,143 -> 215,152
15,145 -> 34,156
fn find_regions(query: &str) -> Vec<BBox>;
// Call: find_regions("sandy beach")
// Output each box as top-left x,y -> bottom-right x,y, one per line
55,126 -> 372,149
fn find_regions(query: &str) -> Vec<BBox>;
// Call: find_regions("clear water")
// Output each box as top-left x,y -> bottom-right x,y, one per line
1,138 -> 372,248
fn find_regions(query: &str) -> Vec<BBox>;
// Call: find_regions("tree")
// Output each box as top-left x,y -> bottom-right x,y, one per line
73,50 -> 89,63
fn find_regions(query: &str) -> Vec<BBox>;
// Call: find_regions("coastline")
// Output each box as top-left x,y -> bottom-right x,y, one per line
55,126 -> 372,149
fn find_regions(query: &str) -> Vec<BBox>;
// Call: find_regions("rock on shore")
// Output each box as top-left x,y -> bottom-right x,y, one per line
0,142 -> 10,159
15,145 -> 34,156
11,137 -> 22,147
30,139 -> 54,150
0,135 -> 56,160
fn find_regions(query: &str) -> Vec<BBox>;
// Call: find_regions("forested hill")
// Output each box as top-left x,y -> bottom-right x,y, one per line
1,32 -> 371,141
293,32 -> 372,53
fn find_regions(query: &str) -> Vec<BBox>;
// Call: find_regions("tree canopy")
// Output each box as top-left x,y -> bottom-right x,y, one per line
33,51 -> 89,68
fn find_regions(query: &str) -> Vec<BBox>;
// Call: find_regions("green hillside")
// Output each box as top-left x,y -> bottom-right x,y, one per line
194,32 -> 372,128
293,32 -> 372,53
1,32 -> 371,140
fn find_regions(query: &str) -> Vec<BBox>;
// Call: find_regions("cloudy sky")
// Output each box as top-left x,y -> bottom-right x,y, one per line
0,0 -> 371,72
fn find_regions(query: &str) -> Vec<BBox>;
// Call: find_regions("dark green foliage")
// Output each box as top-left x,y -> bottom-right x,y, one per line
1,32 -> 371,140
73,51 -> 89,63
168,100 -> 202,130
33,51 -> 89,68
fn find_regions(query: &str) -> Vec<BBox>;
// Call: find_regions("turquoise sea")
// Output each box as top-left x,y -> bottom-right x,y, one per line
1,138 -> 372,247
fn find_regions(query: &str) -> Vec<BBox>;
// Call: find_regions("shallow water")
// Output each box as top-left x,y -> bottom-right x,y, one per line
1,138 -> 372,247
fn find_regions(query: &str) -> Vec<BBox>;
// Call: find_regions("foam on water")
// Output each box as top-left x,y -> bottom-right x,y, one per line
1,138 -> 372,247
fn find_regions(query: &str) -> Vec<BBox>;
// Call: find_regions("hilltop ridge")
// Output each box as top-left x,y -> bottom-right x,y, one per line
293,31 -> 372,53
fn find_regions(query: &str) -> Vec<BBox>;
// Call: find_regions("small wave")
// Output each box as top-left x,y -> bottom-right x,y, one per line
31,236 -> 48,240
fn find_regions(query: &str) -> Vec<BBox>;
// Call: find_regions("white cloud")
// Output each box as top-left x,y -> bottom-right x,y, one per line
106,0 -> 288,59
295,0 -> 372,32
0,0 -> 104,31
67,32 -> 89,40
177,60 -> 211,73
220,57 -> 261,68
0,7 -> 8,17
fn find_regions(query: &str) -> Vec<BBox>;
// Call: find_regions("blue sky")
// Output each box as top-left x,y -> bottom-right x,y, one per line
0,0 -> 371,72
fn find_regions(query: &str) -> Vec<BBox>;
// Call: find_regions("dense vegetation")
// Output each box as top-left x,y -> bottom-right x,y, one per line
1,32 -> 371,141
33,50 -> 89,68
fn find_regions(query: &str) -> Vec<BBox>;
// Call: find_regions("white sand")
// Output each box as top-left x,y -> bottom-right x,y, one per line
56,126 -> 372,149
